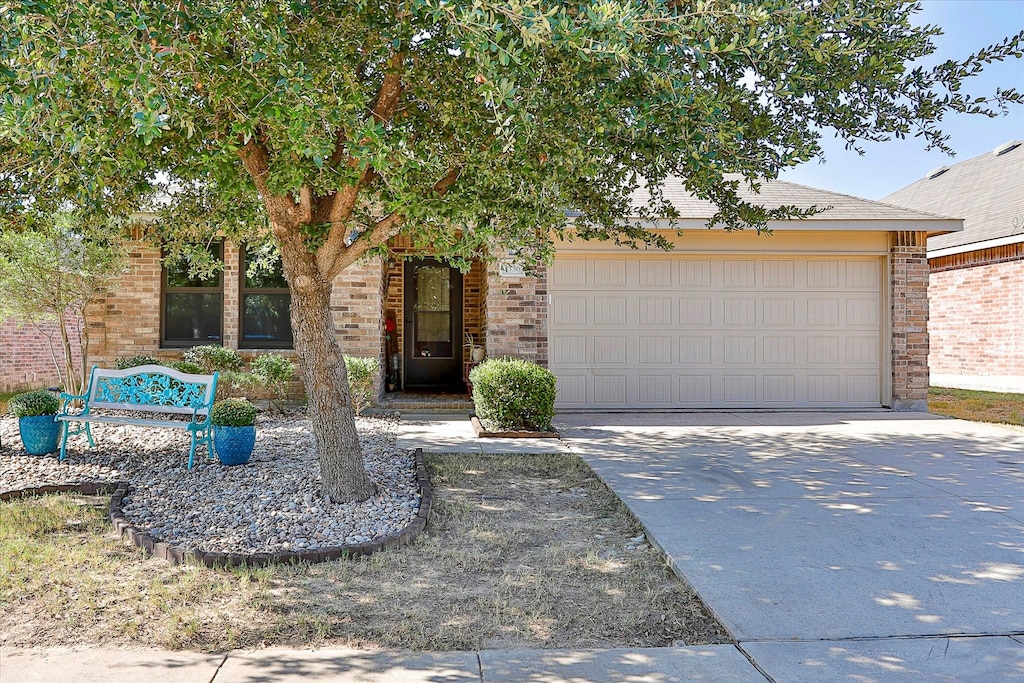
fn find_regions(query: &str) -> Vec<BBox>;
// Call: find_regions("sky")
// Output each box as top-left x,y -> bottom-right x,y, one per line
778,0 -> 1024,200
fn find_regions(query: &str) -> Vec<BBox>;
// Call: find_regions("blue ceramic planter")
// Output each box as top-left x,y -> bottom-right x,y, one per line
214,425 -> 256,466
19,415 -> 61,455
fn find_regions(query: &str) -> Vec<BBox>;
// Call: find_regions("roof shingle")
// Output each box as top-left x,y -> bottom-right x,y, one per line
882,141 -> 1024,251
633,175 -> 951,222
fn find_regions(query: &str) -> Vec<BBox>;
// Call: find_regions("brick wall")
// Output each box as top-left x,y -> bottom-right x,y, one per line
484,262 -> 548,366
890,231 -> 930,411
927,244 -> 1024,391
0,316 -> 83,392
86,239 -> 386,397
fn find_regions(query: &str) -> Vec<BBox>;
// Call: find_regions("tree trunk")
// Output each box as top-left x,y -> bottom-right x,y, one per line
275,225 -> 376,503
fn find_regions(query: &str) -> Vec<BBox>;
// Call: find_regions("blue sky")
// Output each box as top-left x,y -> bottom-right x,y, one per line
779,0 -> 1024,200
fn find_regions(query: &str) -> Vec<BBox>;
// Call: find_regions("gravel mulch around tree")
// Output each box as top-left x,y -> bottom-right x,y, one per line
0,413 -> 418,554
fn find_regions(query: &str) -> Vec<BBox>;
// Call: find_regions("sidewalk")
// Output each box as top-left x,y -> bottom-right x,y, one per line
2,645 -> 762,682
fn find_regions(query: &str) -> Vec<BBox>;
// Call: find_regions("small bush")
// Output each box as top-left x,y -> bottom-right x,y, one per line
210,398 -> 258,427
344,356 -> 380,415
470,358 -> 556,432
183,345 -> 244,373
115,355 -> 159,369
251,354 -> 295,413
167,360 -> 204,374
8,389 -> 60,417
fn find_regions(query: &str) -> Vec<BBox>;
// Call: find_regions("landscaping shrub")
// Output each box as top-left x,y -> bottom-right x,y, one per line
344,356 -> 380,415
167,360 -> 204,374
210,398 -> 258,427
183,345 -> 245,373
469,358 -> 556,431
115,355 -> 159,369
251,353 -> 295,413
8,389 -> 60,417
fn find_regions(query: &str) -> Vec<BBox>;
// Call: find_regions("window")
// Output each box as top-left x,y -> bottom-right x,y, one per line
162,243 -> 223,347
240,245 -> 292,348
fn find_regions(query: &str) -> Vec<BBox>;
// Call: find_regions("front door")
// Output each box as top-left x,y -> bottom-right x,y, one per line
404,258 -> 463,389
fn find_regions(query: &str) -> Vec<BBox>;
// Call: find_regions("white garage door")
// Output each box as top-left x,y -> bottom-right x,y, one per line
549,255 -> 884,409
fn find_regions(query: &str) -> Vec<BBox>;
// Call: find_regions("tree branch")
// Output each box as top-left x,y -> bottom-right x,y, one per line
320,166 -> 462,279
370,51 -> 405,125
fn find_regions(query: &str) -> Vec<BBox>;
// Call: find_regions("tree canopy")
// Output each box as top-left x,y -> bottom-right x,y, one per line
2,0 -> 1021,500
3,1 -> 1020,264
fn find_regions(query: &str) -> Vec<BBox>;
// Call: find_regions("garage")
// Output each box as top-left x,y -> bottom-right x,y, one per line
549,250 -> 885,409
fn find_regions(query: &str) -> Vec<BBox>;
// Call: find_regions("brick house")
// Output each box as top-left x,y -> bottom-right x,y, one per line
82,177 -> 958,411
883,141 -> 1024,394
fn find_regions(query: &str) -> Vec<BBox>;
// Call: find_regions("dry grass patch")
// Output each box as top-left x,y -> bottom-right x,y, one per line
929,387 -> 1024,427
0,454 -> 729,652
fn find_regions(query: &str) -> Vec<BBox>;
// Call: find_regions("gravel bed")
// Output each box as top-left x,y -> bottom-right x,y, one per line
0,412 -> 419,554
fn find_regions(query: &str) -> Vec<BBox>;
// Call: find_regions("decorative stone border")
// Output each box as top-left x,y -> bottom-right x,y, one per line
0,448 -> 433,569
470,415 -> 559,439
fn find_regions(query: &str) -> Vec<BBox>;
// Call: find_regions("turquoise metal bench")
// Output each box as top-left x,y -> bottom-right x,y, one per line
56,364 -> 220,469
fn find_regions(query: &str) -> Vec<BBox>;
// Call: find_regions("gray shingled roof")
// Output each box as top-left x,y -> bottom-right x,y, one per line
882,141 -> 1024,252
633,175 -> 951,222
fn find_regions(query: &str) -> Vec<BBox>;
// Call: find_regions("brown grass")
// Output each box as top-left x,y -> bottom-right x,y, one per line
928,387 -> 1024,427
0,454 -> 728,652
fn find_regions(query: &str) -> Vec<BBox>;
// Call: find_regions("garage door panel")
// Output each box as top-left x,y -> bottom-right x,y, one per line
551,255 -> 883,409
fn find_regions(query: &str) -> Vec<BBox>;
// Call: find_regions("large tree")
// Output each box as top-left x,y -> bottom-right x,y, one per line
1,1 -> 1020,501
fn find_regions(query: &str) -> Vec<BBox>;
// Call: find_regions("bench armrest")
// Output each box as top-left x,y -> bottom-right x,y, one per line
58,391 -> 89,415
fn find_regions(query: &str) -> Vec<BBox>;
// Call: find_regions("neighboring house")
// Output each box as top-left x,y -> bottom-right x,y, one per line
883,140 -> 1024,394
0,316 -> 82,393
85,177 -> 959,411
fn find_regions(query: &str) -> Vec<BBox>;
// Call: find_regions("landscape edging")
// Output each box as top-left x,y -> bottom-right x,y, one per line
470,414 -> 559,439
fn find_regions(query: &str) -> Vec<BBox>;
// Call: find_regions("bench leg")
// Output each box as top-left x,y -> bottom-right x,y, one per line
188,434 -> 198,469
58,422 -> 69,462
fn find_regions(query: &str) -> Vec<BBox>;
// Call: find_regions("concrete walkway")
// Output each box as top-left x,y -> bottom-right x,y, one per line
5,411 -> 1023,681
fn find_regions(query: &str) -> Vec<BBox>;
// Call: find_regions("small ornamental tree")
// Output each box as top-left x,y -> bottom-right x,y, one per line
1,2 -> 1020,501
0,217 -> 128,396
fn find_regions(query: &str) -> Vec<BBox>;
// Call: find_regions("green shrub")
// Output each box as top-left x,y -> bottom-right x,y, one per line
115,355 -> 159,369
469,358 -> 556,431
167,360 -> 204,374
251,353 -> 295,413
183,345 -> 244,373
344,356 -> 380,415
8,389 -> 60,417
210,398 -> 258,427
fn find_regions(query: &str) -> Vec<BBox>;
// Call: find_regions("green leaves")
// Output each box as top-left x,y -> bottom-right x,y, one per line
1,0 -> 1021,272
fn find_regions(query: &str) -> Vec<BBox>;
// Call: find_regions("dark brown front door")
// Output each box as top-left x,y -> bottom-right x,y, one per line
404,258 -> 463,389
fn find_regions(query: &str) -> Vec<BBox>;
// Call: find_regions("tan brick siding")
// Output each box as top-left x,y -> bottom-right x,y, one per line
484,263 -> 548,366
927,248 -> 1024,385
82,239 -> 386,398
890,231 -> 930,410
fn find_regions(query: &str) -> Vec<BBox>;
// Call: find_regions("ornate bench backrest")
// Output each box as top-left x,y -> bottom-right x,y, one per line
85,365 -> 219,416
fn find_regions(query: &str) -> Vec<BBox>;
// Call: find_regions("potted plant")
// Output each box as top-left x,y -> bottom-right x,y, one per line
210,398 -> 258,466
465,332 -> 486,362
8,389 -> 61,455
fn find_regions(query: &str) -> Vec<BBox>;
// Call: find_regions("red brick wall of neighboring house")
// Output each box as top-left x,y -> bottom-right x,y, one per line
87,237 -> 387,397
484,261 -> 548,366
890,231 -> 930,411
927,243 -> 1024,387
0,316 -> 83,392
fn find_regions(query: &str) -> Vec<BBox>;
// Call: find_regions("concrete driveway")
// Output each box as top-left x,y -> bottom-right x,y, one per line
557,411 -> 1024,681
